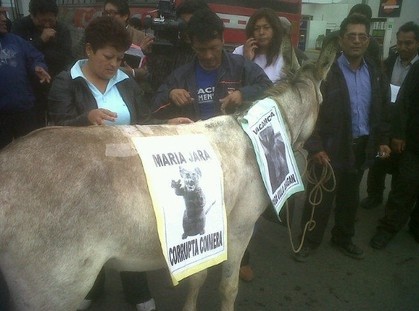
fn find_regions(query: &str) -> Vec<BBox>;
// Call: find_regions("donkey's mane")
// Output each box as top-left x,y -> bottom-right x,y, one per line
265,62 -> 317,98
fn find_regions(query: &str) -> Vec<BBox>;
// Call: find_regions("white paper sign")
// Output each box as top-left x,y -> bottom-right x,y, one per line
390,84 -> 400,103
240,98 -> 304,217
131,135 -> 227,285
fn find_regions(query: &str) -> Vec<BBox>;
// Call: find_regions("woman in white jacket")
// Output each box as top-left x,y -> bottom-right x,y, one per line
233,8 -> 288,83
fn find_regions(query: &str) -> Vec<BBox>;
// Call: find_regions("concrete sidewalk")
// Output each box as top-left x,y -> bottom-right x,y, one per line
91,172 -> 419,311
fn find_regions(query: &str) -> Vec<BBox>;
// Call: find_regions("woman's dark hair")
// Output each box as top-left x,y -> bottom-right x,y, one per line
187,9 -> 224,43
29,0 -> 58,16
85,16 -> 131,52
104,0 -> 130,17
245,8 -> 283,67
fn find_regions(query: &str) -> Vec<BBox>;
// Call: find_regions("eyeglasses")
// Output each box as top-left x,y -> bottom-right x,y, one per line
345,33 -> 369,43
102,10 -> 120,17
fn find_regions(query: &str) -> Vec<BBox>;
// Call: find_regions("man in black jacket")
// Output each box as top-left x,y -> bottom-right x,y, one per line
151,9 -> 272,123
12,0 -> 73,126
361,21 -> 419,209
294,14 -> 390,262
322,3 -> 381,67
370,61 -> 419,248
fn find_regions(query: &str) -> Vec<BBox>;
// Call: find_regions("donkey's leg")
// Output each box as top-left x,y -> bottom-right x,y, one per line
182,269 -> 208,311
2,249 -> 108,311
219,221 -> 254,311
219,196 -> 261,311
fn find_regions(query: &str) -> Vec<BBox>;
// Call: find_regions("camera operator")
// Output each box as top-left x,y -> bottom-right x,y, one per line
102,0 -> 153,82
148,0 -> 209,92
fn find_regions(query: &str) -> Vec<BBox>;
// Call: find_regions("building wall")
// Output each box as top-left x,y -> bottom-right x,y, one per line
302,0 -> 419,58
9,0 -> 419,56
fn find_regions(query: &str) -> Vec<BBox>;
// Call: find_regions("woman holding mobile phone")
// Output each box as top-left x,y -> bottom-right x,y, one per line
233,7 -> 297,83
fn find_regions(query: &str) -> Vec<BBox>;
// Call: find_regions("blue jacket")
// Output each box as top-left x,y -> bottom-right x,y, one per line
151,50 -> 272,121
0,33 -> 47,113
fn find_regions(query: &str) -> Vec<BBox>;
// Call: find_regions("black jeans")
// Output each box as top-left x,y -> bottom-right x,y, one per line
85,269 -> 152,305
0,109 -> 38,150
301,137 -> 367,247
0,269 -> 10,311
378,151 -> 419,233
365,153 -> 400,198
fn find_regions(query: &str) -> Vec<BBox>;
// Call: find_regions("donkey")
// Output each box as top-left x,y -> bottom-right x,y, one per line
0,37 -> 338,311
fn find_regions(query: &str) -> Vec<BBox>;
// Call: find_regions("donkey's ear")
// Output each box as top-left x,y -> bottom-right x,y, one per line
281,32 -> 300,77
315,35 -> 339,81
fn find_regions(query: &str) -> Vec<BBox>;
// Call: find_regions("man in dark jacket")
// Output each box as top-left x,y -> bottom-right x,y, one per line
370,61 -> 419,248
294,14 -> 390,262
361,21 -> 419,209
12,0 -> 73,126
322,3 -> 381,67
0,4 -> 50,150
151,9 -> 272,123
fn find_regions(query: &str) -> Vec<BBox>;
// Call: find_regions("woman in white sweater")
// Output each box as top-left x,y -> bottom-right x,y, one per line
233,8 -> 287,83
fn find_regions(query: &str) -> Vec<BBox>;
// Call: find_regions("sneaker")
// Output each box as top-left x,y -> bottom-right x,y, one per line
239,264 -> 254,282
136,298 -> 156,311
77,299 -> 92,311
360,195 -> 383,209
370,230 -> 395,249
331,239 -> 365,259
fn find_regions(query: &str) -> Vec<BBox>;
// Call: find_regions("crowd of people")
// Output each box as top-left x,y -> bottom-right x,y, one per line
294,4 -> 419,261
1,0 -> 418,310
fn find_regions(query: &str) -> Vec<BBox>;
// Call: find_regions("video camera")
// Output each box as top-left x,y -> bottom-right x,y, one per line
144,0 -> 186,54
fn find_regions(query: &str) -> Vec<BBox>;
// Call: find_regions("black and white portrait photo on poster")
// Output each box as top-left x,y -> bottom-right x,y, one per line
131,135 -> 227,284
240,98 -> 304,216
258,124 -> 289,192
171,165 -> 216,240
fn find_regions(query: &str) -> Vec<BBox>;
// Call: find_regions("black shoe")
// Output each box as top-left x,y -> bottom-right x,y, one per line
331,239 -> 365,259
293,246 -> 311,263
360,195 -> 383,209
370,230 -> 395,249
408,227 -> 419,244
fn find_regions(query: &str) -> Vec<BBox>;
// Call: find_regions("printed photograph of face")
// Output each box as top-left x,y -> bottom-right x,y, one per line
259,125 -> 289,193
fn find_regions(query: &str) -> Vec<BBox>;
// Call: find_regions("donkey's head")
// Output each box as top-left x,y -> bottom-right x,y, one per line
314,35 -> 340,81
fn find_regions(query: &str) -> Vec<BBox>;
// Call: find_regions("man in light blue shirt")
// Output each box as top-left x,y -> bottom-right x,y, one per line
295,14 -> 391,262
338,55 -> 372,138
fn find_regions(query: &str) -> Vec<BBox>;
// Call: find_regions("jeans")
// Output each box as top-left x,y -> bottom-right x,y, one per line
378,151 -> 419,233
365,153 -> 400,198
301,137 -> 367,247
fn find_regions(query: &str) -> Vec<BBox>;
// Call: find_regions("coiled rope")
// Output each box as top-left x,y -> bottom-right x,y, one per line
286,152 -> 336,253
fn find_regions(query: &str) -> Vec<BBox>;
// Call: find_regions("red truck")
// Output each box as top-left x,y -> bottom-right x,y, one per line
58,0 -> 302,48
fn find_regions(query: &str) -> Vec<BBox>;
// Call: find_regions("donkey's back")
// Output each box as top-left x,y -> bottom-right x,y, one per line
0,118 -> 268,310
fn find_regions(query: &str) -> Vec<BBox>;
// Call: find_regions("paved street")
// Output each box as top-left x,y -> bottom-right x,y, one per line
90,169 -> 419,311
